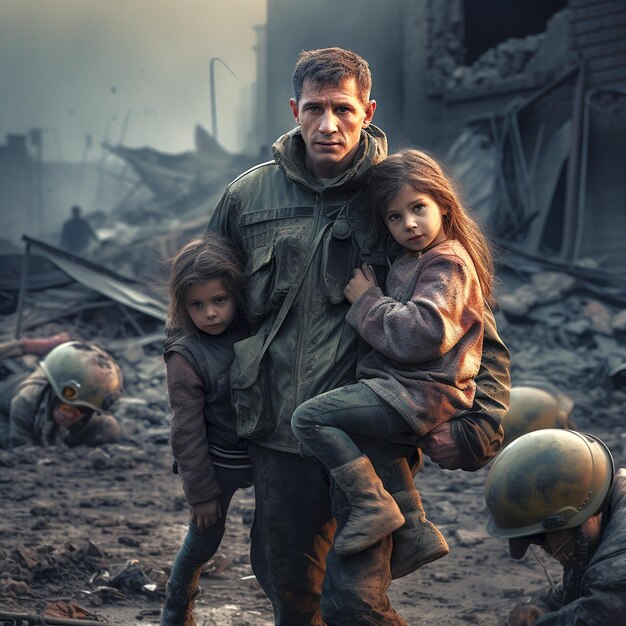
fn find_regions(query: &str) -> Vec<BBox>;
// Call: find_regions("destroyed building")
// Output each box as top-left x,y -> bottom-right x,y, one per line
258,0 -> 626,274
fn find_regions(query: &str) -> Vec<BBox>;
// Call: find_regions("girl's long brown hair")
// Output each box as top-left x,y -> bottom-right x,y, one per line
367,149 -> 494,303
165,233 -> 247,344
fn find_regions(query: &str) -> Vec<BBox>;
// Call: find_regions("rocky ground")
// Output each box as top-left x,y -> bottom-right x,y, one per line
1,266 -> 626,626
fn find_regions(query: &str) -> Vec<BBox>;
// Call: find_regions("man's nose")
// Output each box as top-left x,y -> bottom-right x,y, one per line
319,110 -> 337,134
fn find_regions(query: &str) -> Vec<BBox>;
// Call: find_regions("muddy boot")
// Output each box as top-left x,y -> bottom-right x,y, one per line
390,489 -> 449,579
160,582 -> 200,626
331,454 -> 405,556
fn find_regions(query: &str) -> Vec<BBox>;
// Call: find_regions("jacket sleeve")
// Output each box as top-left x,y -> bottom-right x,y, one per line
534,578 -> 626,625
346,253 -> 483,365
9,385 -> 40,448
448,302 -> 511,470
207,187 -> 243,247
166,352 -> 222,505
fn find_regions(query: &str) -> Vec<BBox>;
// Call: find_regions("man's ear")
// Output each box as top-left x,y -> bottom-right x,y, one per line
362,99 -> 376,127
290,98 -> 299,124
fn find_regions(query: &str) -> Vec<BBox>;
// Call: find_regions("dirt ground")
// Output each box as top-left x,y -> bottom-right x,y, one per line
1,308 -> 625,625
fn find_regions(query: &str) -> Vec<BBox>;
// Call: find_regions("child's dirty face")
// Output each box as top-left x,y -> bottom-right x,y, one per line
53,401 -> 88,428
384,184 -> 447,253
185,278 -> 237,336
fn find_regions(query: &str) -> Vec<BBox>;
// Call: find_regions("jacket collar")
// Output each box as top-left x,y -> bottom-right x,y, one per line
272,124 -> 388,193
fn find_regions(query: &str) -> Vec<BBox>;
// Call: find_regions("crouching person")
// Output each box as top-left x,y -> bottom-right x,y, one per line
485,429 -> 626,625
0,341 -> 122,449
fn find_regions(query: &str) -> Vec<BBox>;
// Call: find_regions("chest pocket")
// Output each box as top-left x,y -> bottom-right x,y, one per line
241,209 -> 311,321
321,202 -> 389,304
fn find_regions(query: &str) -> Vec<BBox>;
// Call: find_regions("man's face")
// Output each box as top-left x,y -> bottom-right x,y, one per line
290,77 -> 376,179
53,401 -> 88,429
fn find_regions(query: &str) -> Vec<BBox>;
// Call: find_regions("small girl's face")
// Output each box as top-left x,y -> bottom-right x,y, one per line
185,278 -> 236,336
383,183 -> 447,253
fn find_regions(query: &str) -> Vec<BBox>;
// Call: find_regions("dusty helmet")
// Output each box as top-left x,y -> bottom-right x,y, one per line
502,382 -> 574,448
40,341 -> 123,413
485,429 -> 614,558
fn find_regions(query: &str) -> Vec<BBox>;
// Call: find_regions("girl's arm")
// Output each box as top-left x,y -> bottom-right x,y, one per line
166,352 -> 222,505
346,253 -> 483,364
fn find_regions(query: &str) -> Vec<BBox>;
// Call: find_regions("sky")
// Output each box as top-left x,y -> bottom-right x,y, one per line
0,0 -> 267,161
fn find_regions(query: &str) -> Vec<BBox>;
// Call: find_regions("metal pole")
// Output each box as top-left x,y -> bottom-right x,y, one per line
15,239 -> 32,339
210,57 -> 218,140
209,57 -> 240,142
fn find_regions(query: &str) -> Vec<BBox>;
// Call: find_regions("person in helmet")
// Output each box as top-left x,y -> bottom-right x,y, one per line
501,381 -> 574,448
485,429 -> 626,625
0,341 -> 123,449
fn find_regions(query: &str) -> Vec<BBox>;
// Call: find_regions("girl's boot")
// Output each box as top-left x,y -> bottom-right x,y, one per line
390,488 -> 449,578
375,455 -> 449,579
160,582 -> 200,626
330,454 -> 405,555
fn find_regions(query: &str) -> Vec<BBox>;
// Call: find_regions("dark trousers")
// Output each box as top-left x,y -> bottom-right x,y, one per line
291,382 -> 413,471
249,441 -> 409,626
167,463 -> 253,594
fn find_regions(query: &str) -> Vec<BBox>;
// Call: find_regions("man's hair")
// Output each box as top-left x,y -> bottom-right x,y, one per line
165,232 -> 247,341
292,47 -> 372,105
71,205 -> 82,216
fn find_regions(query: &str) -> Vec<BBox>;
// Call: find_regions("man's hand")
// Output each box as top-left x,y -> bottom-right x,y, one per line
420,422 -> 465,470
507,602 -> 546,625
190,498 -> 222,529
344,263 -> 378,304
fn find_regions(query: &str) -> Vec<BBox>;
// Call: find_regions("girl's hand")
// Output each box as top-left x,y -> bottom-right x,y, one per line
344,264 -> 378,304
190,498 -> 222,529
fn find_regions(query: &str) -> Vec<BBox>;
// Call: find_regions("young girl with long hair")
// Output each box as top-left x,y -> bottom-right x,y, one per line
292,149 -> 493,572
161,233 -> 251,626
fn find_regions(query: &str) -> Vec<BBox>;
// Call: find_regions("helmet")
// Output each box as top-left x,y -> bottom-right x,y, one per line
502,382 -> 574,448
485,429 -> 614,558
40,341 -> 123,413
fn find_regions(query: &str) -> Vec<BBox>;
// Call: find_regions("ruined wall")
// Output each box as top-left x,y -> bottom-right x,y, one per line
0,135 -> 36,247
404,1 -> 572,154
569,0 -> 626,87
264,0 -> 405,149
568,1 -> 626,270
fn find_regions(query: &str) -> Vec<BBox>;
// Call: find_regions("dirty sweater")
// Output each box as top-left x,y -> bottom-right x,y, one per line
346,239 -> 484,436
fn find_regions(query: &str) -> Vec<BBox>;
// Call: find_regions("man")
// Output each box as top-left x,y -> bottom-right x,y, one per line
209,47 -> 510,625
0,341 -> 123,450
60,205 -> 99,255
485,428 -> 626,625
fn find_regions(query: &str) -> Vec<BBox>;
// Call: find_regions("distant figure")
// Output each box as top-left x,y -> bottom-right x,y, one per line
60,205 -> 99,254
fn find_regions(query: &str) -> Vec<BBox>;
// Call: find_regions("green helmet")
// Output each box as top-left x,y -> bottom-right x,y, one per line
502,382 -> 574,448
40,341 -> 123,414
485,429 -> 614,559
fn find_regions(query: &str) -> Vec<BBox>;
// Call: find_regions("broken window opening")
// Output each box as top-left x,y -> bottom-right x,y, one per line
463,0 -> 567,66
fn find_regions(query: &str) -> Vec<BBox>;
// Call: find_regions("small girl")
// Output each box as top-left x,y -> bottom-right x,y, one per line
161,234 -> 252,626
292,149 -> 493,567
